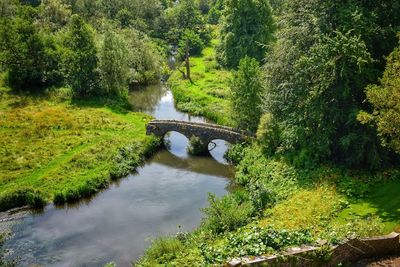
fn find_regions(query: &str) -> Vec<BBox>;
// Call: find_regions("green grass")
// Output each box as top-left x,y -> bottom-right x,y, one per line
169,40 -> 234,126
0,86 -> 159,210
136,144 -> 400,266
335,179 -> 400,233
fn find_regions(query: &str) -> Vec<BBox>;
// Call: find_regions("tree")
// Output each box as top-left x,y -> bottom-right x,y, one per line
231,56 -> 263,133
161,0 -> 206,45
99,30 -> 129,98
177,29 -> 204,82
358,38 -> 400,155
37,0 -> 72,32
63,14 -> 98,97
0,5 -> 61,90
218,0 -> 274,68
262,0 -> 400,168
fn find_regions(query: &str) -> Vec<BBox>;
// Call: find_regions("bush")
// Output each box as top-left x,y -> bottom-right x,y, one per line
141,236 -> 184,264
224,143 -> 246,165
202,193 -> 254,234
0,188 -> 46,211
187,135 -> 207,156
235,146 -> 299,200
63,14 -> 99,98
0,6 -> 62,91
200,226 -> 314,264
110,143 -> 142,179
230,56 -> 263,133
256,113 -> 281,155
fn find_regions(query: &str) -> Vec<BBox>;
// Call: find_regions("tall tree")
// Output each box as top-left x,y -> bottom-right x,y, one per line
218,0 -> 274,68
177,29 -> 204,82
37,0 -> 72,32
0,5 -> 61,90
358,38 -> 400,155
231,56 -> 263,133
63,14 -> 98,97
99,30 -> 129,97
262,0 -> 400,168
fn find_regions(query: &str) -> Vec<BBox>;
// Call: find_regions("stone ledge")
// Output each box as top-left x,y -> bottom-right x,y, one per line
227,232 -> 400,267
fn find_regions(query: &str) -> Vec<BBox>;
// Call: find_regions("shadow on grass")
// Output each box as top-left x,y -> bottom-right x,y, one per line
3,85 -> 135,115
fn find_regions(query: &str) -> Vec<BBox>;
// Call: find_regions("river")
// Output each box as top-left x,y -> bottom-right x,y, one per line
3,85 -> 234,266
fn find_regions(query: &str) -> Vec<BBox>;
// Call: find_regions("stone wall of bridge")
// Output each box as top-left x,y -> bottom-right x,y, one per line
146,120 -> 247,146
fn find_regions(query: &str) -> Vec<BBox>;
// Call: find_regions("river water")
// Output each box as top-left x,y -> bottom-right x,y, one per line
4,85 -> 234,266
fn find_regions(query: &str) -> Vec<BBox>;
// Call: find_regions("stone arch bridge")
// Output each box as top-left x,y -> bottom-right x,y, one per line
146,120 -> 248,154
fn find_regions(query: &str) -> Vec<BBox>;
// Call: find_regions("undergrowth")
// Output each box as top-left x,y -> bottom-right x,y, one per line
136,143 -> 400,266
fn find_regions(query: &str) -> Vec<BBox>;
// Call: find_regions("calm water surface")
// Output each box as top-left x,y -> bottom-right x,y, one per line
5,84 -> 234,266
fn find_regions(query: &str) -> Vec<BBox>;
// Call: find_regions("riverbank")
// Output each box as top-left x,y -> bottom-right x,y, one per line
0,85 -> 159,211
136,44 -> 400,266
169,39 -> 233,127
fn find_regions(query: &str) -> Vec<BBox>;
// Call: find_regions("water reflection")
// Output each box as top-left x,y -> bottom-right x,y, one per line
7,157 -> 232,267
4,84 -> 234,266
129,85 -> 206,122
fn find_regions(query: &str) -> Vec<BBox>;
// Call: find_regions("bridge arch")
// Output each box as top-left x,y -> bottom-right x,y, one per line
146,120 -> 247,155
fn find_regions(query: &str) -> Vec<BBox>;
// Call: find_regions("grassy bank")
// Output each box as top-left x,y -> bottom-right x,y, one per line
169,40 -> 233,126
136,144 -> 400,266
138,36 -> 400,267
0,86 -> 159,211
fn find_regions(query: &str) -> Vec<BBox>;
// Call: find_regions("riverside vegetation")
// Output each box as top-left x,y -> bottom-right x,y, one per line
137,0 -> 400,266
1,0 -> 400,266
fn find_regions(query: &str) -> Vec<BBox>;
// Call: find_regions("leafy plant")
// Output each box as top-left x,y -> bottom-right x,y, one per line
202,193 -> 254,234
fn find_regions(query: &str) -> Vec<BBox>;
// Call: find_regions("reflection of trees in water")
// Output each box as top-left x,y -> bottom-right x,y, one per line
128,84 -> 167,113
152,150 -> 234,179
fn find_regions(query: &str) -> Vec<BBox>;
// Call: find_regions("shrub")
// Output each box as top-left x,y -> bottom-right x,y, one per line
0,188 -> 46,211
200,226 -> 314,264
230,56 -> 263,134
224,143 -> 246,165
110,143 -> 142,179
235,146 -> 299,200
256,113 -> 281,155
187,135 -> 207,156
202,193 -> 254,234
141,236 -> 184,264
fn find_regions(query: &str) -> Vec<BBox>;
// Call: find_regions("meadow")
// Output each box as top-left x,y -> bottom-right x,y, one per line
169,39 -> 233,126
0,85 -> 158,211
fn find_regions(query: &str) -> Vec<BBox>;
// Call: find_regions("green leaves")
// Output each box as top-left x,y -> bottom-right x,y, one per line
231,56 -> 263,134
262,0 -> 400,168
219,0 -> 275,68
360,38 -> 400,155
63,14 -> 98,97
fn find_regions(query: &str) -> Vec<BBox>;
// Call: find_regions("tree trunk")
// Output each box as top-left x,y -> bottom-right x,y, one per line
185,40 -> 192,83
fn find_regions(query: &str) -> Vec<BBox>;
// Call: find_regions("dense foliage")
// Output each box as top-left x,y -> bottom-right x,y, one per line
0,5 -> 61,90
2,0 -> 400,266
359,38 -> 400,155
262,0 -> 400,168
231,56 -> 263,133
0,0 -> 165,98
218,0 -> 274,68
63,14 -> 99,97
